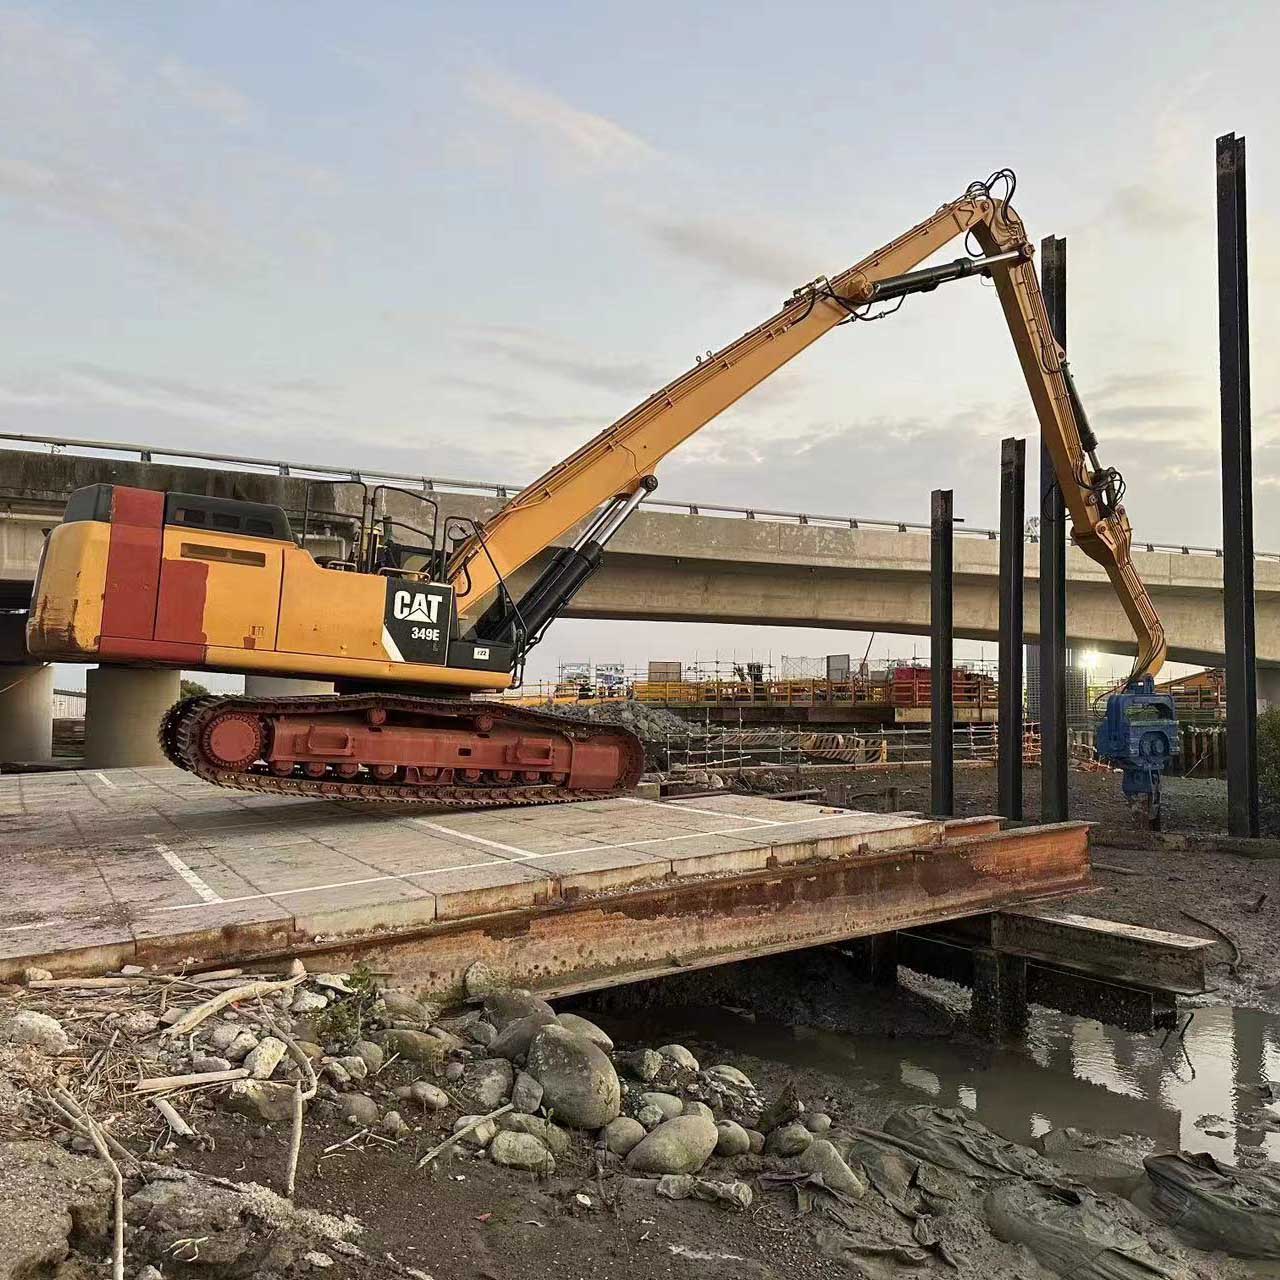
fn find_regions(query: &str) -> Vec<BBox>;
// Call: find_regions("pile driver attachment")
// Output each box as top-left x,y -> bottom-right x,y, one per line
1095,679 -> 1180,827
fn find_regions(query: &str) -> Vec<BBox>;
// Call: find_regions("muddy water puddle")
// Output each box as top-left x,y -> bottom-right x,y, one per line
611,1001 -> 1280,1166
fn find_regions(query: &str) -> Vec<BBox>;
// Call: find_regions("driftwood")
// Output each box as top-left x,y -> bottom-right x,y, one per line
135,1068 -> 248,1093
161,976 -> 304,1038
152,1097 -> 196,1138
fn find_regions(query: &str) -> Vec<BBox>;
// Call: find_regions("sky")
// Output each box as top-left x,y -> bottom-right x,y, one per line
3,1 -> 1278,688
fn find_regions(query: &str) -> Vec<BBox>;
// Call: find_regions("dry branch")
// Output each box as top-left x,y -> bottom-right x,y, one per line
160,976 -> 303,1038
134,1068 -> 248,1093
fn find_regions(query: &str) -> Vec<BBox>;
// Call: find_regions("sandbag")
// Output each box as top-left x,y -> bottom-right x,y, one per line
882,1105 -> 1058,1181
1136,1152 -> 1280,1259
986,1181 -> 1189,1280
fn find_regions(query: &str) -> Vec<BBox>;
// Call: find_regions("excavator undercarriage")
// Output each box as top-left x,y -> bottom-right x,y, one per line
160,694 -> 644,806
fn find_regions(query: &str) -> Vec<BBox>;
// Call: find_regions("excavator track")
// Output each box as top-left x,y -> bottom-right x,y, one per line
159,694 -> 645,809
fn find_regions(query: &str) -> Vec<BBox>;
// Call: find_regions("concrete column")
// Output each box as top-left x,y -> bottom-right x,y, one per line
84,666 -> 181,768
1257,667 -> 1280,713
243,676 -> 335,697
0,662 -> 54,763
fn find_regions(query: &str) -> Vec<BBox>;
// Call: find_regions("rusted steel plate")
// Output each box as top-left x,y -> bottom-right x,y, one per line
129,821 -> 1091,1001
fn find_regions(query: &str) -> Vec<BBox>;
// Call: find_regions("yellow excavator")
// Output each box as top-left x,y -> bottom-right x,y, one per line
27,169 -> 1172,810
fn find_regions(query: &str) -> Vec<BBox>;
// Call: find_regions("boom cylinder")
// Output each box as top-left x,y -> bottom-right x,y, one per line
474,477 -> 657,649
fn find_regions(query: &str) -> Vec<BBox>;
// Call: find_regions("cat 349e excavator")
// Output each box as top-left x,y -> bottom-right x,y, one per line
27,169 -> 1178,817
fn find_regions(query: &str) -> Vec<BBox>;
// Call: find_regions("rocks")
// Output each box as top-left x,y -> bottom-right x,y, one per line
797,1139 -> 867,1199
444,1061 -> 464,1082
453,1114 -> 498,1148
626,1115 -> 719,1175
615,1049 -> 664,1082
291,989 -> 329,1014
640,1092 -> 684,1121
804,1112 -> 832,1134
758,1081 -> 803,1134
225,1080 -> 299,1124
766,1123 -> 813,1158
127,1163 -> 358,1273
657,1043 -> 699,1073
379,990 -> 431,1023
636,1105 -> 665,1129
682,1100 -> 715,1121
471,1020 -> 497,1048
375,1029 -> 449,1068
483,989 -> 556,1032
115,1010 -> 160,1037
525,1025 -> 620,1130
705,1064 -> 754,1090
0,1139 -> 113,1278
715,1120 -> 752,1157
224,1030 -> 260,1063
499,1113 -> 570,1157
463,1059 -> 514,1110
408,1081 -> 450,1110
0,1009 -> 70,1054
464,961 -> 511,1000
511,1071 -> 544,1114
244,1037 -> 287,1080
604,1116 -> 647,1156
334,1054 -> 368,1082
192,1054 -> 232,1074
747,1129 -> 765,1155
556,1013 -> 614,1052
338,1094 -> 380,1127
490,1130 -> 555,1174
207,1023 -> 241,1052
382,1110 -> 410,1138
19,966 -> 52,984
355,1040 -> 384,1073
489,1011 -> 557,1061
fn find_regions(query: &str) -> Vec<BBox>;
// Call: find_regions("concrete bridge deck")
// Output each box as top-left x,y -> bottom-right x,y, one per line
2,444 -> 1276,668
0,769 -> 1090,995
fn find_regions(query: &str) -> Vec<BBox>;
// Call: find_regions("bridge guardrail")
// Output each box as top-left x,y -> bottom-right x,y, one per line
0,430 -> 1263,561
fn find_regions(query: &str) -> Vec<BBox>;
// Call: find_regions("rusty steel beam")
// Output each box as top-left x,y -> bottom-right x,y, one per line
123,821 -> 1091,1001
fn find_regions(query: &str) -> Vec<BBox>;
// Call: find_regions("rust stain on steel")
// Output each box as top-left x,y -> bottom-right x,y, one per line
124,821 -> 1091,1002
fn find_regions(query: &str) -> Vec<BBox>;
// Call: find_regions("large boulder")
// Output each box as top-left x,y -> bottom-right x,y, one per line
499,1113 -> 570,1157
489,1130 -> 555,1174
556,1013 -> 613,1052
625,1115 -> 718,1175
462,1059 -> 514,1110
374,1029 -> 450,1068
0,1010 -> 70,1054
224,1080 -> 299,1124
715,1120 -> 752,1157
488,1011 -> 557,1062
483,989 -> 555,1032
525,1026 -> 620,1130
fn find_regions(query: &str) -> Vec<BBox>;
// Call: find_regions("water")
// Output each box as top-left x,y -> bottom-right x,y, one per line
611,1000 -> 1280,1167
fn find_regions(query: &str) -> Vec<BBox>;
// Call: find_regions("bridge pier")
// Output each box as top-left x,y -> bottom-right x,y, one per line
244,676 -> 336,697
1258,667 -> 1280,712
84,666 -> 181,768
0,662 -> 53,763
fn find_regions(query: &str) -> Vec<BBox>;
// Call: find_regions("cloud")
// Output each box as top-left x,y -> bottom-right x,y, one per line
466,67 -> 658,171
0,362 -> 344,434
0,11 -> 330,280
158,57 -> 253,127
632,209 -> 815,289
464,324 -> 661,394
1108,183 -> 1202,234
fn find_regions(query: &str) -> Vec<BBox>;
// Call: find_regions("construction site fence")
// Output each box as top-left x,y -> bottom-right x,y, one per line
659,723 -> 1228,779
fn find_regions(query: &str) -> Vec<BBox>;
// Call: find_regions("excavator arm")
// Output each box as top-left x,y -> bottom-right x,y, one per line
448,170 -> 1168,689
